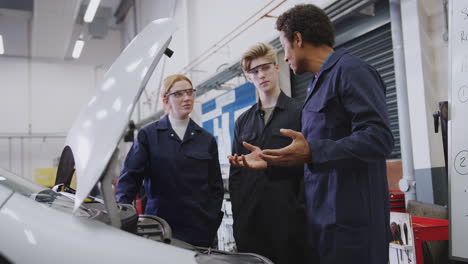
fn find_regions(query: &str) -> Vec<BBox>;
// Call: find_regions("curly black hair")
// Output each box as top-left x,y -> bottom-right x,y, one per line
276,4 -> 335,47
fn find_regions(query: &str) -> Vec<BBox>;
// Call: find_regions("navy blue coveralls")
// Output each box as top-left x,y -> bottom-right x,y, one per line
302,48 -> 394,263
229,91 -> 306,264
115,115 -> 224,247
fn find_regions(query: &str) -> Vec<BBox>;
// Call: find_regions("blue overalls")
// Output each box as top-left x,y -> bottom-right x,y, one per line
302,48 -> 394,263
116,115 -> 224,247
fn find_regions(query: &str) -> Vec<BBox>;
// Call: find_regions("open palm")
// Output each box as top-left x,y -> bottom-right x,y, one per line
227,142 -> 267,170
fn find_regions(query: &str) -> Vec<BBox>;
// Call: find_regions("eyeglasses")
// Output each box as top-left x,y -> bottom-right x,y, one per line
246,62 -> 275,76
165,88 -> 197,98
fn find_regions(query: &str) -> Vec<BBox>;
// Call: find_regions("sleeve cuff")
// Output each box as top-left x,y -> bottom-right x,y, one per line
307,140 -> 320,170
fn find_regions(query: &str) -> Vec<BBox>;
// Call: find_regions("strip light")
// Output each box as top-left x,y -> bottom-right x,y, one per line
84,0 -> 101,23
72,40 -> 85,59
0,35 -> 4,55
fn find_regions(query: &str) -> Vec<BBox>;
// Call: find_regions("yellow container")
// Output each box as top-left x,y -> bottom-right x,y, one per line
34,168 -> 57,188
34,168 -> 77,189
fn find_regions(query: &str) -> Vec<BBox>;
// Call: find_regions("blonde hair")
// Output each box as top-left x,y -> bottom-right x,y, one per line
160,74 -> 193,114
240,42 -> 278,72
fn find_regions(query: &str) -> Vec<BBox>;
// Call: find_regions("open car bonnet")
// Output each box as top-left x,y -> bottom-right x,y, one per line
62,18 -> 176,212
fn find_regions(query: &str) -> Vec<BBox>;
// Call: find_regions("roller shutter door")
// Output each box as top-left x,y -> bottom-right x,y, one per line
290,23 -> 400,158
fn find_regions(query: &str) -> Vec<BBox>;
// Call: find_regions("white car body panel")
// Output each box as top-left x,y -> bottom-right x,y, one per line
67,18 -> 176,211
0,184 -> 13,205
0,191 -> 197,263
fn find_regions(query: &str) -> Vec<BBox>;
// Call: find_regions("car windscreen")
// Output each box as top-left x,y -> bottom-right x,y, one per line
0,168 -> 92,217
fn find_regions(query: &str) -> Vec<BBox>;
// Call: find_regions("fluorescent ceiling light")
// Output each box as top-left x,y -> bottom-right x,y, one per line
0,35 -> 4,55
72,40 -> 85,59
84,0 -> 101,23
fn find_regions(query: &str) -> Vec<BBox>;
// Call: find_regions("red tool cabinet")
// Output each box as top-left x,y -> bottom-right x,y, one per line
411,216 -> 449,264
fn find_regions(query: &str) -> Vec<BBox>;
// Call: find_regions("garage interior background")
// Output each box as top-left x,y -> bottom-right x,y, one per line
0,0 -> 448,207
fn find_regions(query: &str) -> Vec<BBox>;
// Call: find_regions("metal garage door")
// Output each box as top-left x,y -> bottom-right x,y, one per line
291,23 -> 401,158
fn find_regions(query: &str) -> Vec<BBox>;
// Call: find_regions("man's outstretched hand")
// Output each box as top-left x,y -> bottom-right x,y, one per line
228,129 -> 311,170
260,129 -> 311,166
227,142 -> 267,170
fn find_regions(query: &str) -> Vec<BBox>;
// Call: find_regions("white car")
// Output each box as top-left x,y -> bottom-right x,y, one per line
0,18 -> 272,264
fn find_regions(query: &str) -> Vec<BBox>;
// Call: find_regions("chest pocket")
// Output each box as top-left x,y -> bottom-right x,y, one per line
304,95 -> 346,128
238,132 -> 259,154
185,151 -> 212,160
240,131 -> 257,144
184,152 -> 212,182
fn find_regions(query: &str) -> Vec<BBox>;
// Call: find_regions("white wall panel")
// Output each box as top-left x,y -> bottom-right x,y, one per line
30,62 -> 95,133
401,0 -> 433,169
401,0 -> 447,169
0,57 -> 97,179
424,0 -> 448,168
0,139 -> 22,176
0,58 -> 29,133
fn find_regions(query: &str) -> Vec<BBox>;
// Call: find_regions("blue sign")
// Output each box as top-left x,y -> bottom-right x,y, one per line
201,82 -> 256,166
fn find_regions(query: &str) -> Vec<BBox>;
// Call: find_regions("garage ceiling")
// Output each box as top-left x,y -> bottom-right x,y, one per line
0,0 -> 122,60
